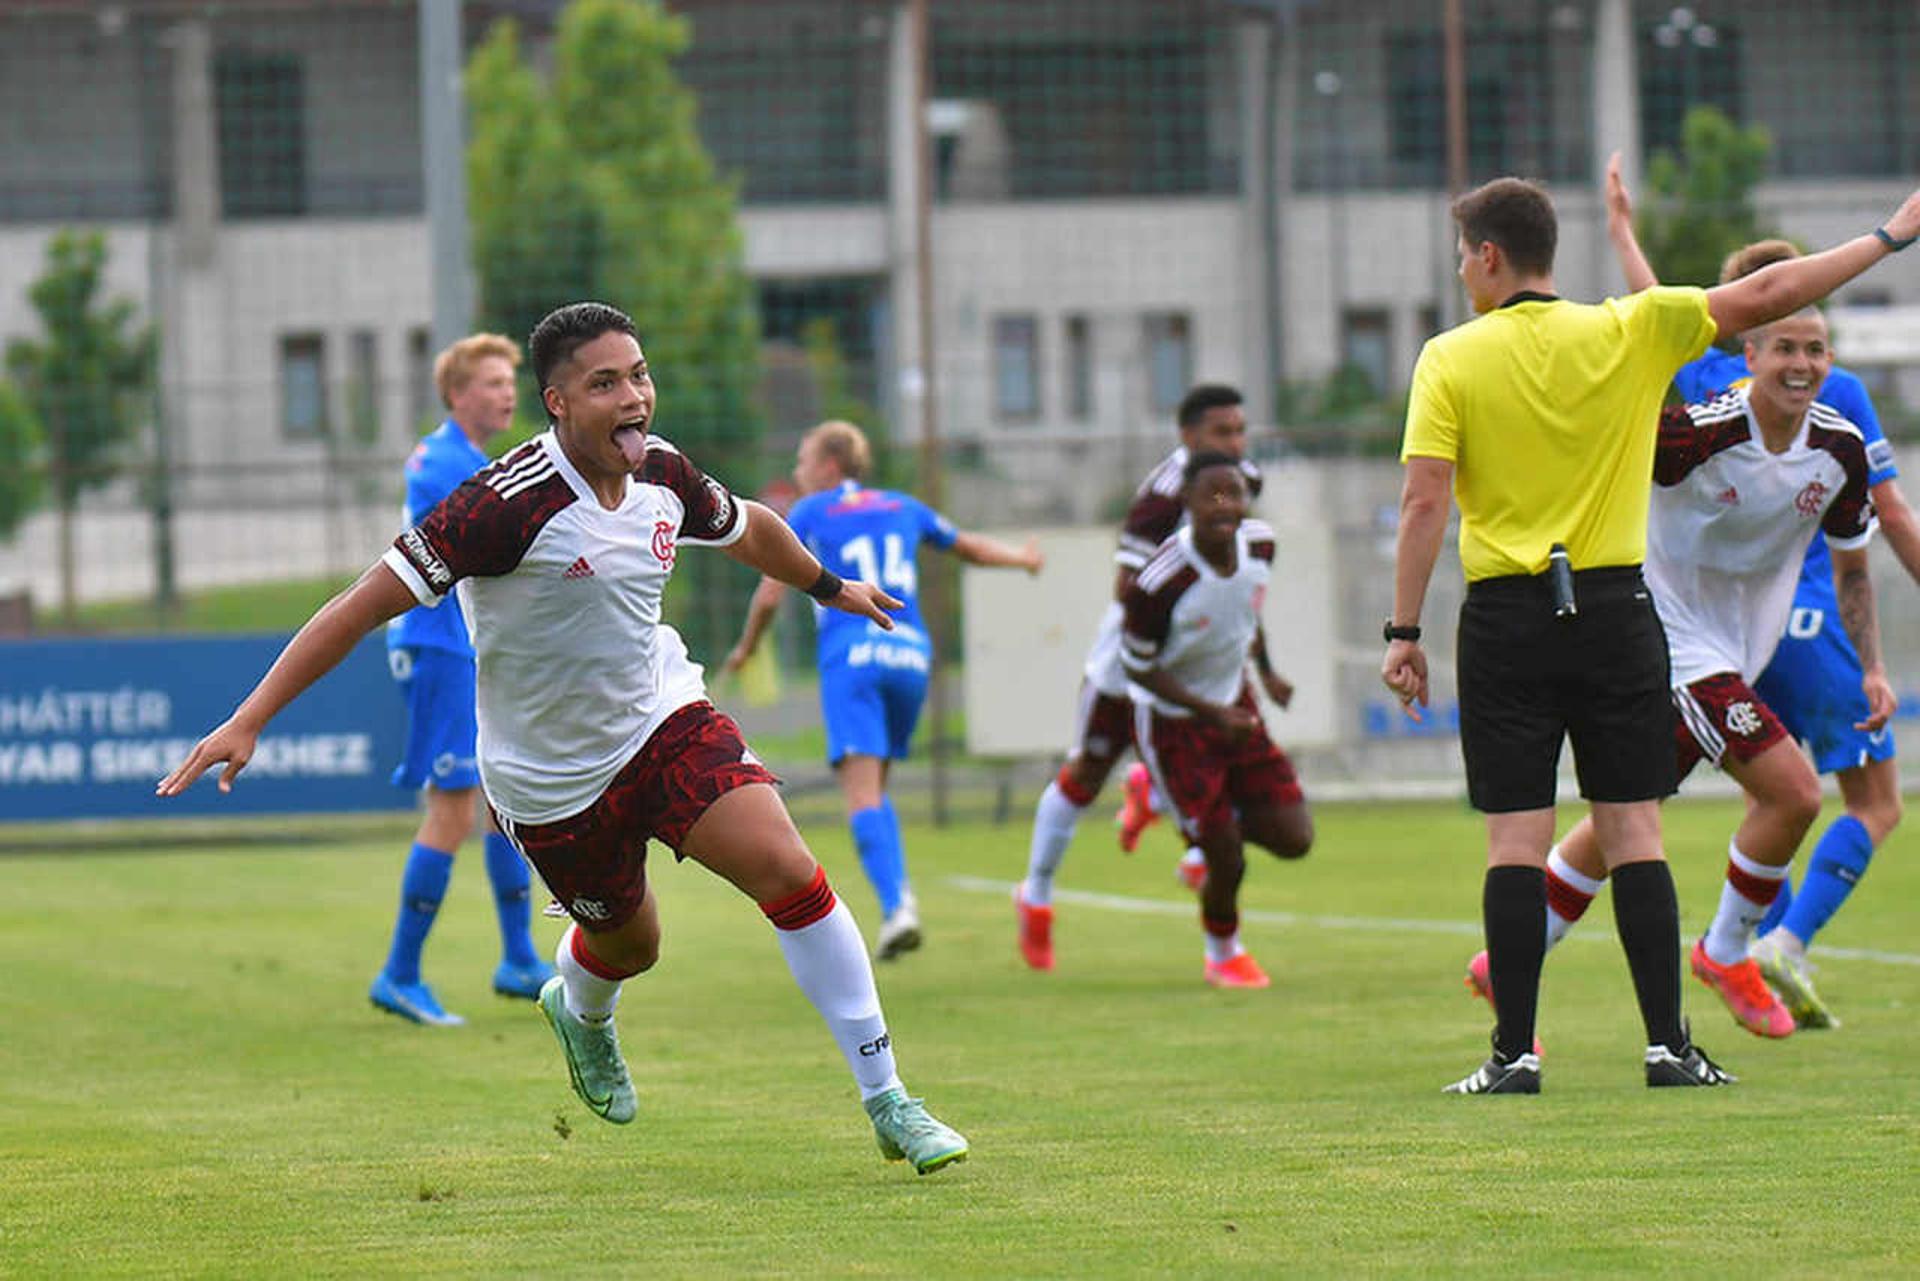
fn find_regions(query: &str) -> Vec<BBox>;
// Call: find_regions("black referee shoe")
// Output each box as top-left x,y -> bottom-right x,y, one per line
1645,1025 -> 1736,1087
1443,1048 -> 1541,1095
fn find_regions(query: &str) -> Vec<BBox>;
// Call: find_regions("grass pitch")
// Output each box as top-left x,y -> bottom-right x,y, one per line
3,797 -> 1918,1277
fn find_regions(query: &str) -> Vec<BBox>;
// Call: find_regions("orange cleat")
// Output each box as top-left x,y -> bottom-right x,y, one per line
1204,952 -> 1270,989
1464,949 -> 1545,1057
1015,889 -> 1055,972
1690,938 -> 1795,1038
1116,763 -> 1160,854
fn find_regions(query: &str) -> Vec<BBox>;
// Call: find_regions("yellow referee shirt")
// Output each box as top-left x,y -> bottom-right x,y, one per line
1402,286 -> 1715,582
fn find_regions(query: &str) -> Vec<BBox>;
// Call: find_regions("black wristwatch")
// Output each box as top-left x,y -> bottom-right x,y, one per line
1383,620 -> 1422,643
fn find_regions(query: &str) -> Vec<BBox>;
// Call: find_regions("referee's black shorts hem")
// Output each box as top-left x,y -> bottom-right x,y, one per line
1457,566 -> 1677,814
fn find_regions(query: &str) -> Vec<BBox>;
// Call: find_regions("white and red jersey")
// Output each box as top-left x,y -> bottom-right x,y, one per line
1083,447 -> 1265,695
382,430 -> 747,824
1119,520 -> 1276,716
1647,390 -> 1874,685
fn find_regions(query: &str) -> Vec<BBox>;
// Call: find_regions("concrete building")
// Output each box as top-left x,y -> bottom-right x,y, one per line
2,0 -> 1918,602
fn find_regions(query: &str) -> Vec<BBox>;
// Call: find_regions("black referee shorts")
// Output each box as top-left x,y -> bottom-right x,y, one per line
1456,565 -> 1676,813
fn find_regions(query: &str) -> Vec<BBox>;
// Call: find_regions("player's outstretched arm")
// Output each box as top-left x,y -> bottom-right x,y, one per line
951,531 -> 1044,575
1832,544 -> 1896,731
1707,186 -> 1920,342
1604,151 -> 1659,293
723,500 -> 902,629
723,576 -> 786,676
156,563 -> 418,796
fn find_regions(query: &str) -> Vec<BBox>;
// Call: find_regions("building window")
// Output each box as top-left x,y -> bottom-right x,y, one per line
1417,303 -> 1443,340
993,314 -> 1040,421
1340,308 -> 1393,399
1638,21 -> 1742,158
280,333 -> 328,440
1384,29 -> 1571,187
1143,312 -> 1192,415
347,329 -> 381,445
1063,314 -> 1093,422
215,49 -> 307,217
407,327 -> 434,430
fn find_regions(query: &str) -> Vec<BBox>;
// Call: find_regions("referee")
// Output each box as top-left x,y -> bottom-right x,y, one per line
1382,160 -> 1920,1095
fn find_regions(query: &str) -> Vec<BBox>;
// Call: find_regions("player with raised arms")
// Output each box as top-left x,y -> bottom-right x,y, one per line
723,419 -> 1042,961
159,302 -> 969,1175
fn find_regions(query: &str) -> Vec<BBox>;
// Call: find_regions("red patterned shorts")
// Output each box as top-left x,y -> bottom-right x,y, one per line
1066,682 -> 1136,772
1134,698 -> 1303,843
493,701 -> 778,931
1671,671 -> 1790,781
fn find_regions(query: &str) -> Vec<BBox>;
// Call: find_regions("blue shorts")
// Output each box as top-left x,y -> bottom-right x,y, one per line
1754,603 -> 1896,775
389,646 -> 482,791
819,643 -> 931,765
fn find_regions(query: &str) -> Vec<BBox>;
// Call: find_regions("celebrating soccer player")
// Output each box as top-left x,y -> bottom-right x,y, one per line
159,302 -> 969,1175
722,419 -> 1042,960
1016,385 -> 1276,970
1117,451 -> 1312,988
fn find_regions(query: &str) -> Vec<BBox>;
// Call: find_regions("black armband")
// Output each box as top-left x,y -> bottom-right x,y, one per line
1874,226 -> 1916,252
805,567 -> 844,601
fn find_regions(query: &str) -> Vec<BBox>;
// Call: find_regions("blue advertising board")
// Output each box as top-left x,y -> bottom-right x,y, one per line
0,634 -> 410,820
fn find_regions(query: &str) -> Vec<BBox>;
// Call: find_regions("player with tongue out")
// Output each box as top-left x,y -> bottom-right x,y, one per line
159,302 -> 973,1176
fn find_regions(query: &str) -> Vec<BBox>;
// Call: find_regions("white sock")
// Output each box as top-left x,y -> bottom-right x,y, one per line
1703,840 -> 1789,967
1203,927 -> 1242,965
556,924 -> 622,1023
1544,845 -> 1605,952
1022,780 -> 1086,907
1148,778 -> 1171,817
772,898 -> 903,1100
1180,847 -> 1206,871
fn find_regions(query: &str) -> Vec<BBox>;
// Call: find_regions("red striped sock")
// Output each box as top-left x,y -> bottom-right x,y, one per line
761,864 -> 838,931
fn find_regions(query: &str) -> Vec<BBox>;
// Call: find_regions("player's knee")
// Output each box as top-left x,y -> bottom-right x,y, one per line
1778,774 -> 1823,834
1860,792 -> 1902,843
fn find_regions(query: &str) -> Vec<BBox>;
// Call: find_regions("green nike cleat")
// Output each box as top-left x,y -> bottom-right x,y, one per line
537,977 -> 637,1124
1751,934 -> 1841,1030
865,1088 -> 969,1175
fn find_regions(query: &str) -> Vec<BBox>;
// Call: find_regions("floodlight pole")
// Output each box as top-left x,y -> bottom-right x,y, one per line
1444,0 -> 1468,199
421,0 -> 473,355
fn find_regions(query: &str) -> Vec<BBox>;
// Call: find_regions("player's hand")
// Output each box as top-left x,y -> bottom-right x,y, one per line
1884,186 -> 1920,244
829,580 -> 902,629
1206,703 -> 1261,740
721,642 -> 752,677
1259,668 -> 1294,710
1021,537 -> 1045,576
1381,639 -> 1428,722
1604,150 -> 1634,225
155,718 -> 259,796
1857,668 -> 1896,732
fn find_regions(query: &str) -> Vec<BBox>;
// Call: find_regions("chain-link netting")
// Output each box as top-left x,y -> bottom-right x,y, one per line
5,0 -> 1920,804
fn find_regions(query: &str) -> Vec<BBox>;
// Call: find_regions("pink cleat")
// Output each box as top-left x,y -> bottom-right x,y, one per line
1690,939 -> 1795,1038
1015,889 -> 1054,972
1204,952 -> 1271,989
1116,763 -> 1160,853
1464,950 -> 1545,1057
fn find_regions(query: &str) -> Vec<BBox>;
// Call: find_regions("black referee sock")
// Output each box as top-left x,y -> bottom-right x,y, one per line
1483,865 -> 1546,1062
1611,859 -> 1686,1052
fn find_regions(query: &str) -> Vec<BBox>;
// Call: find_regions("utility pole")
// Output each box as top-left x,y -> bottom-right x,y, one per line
420,0 -> 473,355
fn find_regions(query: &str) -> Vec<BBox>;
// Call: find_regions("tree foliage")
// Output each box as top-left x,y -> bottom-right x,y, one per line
466,1 -> 761,461
1637,105 -> 1776,290
4,230 -> 156,506
0,381 -> 44,543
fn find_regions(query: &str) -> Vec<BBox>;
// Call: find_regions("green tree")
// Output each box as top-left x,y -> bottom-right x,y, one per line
466,0 -> 764,654
0,381 -> 45,544
4,230 -> 156,623
1637,105 -> 1776,289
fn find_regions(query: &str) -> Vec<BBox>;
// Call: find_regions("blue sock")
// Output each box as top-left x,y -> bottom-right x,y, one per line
1756,877 -> 1794,936
1780,814 -> 1875,946
850,800 -> 908,917
484,832 -> 540,968
383,843 -> 454,985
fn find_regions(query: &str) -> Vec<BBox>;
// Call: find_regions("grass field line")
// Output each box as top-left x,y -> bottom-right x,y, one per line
944,874 -> 1920,968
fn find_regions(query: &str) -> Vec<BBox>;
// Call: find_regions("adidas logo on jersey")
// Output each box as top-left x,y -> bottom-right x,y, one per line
563,556 -> 595,579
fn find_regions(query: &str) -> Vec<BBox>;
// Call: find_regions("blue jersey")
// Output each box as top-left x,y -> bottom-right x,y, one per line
1673,353 -> 1895,606
387,420 -> 491,656
785,480 -> 958,665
